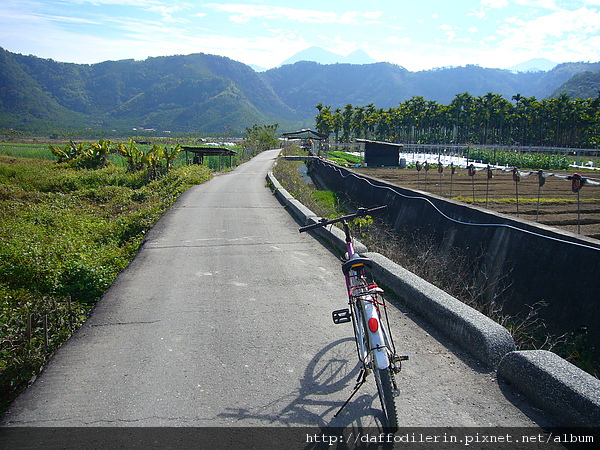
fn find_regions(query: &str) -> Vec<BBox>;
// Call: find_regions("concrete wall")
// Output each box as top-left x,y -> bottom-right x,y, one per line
308,158 -> 600,360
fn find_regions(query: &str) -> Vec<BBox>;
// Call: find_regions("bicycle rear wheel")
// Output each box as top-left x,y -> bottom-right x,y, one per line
373,366 -> 398,431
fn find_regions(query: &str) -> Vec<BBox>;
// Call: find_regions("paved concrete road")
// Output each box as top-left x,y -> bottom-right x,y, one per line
2,149 -> 556,428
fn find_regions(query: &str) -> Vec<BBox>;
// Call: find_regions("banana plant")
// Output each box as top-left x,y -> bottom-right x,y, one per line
161,144 -> 181,171
145,145 -> 162,180
49,140 -> 85,163
83,139 -> 112,169
117,139 -> 143,172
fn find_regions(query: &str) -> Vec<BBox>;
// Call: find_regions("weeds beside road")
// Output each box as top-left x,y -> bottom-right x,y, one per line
0,155 -> 212,413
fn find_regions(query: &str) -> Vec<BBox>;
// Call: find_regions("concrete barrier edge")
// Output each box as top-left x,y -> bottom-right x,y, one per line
498,350 -> 600,426
267,171 -> 367,255
266,169 -> 600,426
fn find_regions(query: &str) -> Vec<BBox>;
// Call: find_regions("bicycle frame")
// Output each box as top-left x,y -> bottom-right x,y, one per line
342,221 -> 392,371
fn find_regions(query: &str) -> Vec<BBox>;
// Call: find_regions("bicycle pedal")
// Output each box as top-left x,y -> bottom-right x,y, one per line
332,309 -> 351,324
391,355 -> 409,373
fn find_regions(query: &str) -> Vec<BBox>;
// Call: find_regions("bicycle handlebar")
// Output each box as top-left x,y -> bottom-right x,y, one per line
299,205 -> 387,233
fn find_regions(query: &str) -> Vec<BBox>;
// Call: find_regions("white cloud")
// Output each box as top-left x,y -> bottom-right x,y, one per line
498,6 -> 600,42
364,11 -> 383,21
481,0 -> 509,8
147,4 -> 184,16
509,0 -> 560,9
203,3 -> 382,26
56,0 -> 163,5
387,36 -> 411,45
472,5 -> 600,68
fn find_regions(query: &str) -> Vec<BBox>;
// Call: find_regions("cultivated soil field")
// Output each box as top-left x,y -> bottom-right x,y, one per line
354,167 -> 600,240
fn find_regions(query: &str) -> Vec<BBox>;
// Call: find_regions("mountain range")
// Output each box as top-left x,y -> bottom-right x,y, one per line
1,46 -> 599,135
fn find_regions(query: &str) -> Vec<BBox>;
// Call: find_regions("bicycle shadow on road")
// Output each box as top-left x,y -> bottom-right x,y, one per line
218,337 -> 388,429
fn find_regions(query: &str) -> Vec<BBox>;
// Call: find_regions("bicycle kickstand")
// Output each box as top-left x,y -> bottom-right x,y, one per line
333,367 -> 369,418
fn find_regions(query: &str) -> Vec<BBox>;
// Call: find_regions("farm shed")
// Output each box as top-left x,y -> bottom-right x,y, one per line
282,129 -> 329,155
357,139 -> 403,167
181,146 -> 236,168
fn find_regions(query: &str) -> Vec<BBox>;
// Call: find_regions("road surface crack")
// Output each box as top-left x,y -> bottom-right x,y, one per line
90,320 -> 160,327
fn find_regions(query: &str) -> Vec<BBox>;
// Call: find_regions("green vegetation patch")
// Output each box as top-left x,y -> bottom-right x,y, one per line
0,155 -> 211,413
327,151 -> 363,166
272,155 -> 342,220
468,148 -> 570,170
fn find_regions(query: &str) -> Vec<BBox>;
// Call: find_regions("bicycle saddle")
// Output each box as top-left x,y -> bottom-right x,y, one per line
342,255 -> 373,275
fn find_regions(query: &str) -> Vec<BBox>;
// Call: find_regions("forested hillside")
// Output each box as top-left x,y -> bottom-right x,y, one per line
262,61 -> 600,117
0,48 -> 301,134
0,48 -> 86,128
0,46 -> 599,135
551,70 -> 600,99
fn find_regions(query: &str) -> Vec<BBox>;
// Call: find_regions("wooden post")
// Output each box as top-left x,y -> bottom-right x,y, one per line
536,170 -> 545,222
578,190 -> 581,234
513,168 -> 520,217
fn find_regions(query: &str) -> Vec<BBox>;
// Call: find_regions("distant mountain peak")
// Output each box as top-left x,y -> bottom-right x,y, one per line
344,49 -> 376,64
507,58 -> 558,73
278,46 -> 376,67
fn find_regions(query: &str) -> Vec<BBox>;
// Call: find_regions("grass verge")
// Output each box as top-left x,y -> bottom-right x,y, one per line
0,155 -> 212,413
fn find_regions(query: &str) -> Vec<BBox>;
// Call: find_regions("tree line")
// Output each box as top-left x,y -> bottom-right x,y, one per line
315,92 -> 600,149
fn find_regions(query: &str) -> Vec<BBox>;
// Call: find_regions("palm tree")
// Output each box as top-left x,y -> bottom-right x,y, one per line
315,103 -> 333,137
512,94 -> 525,145
364,103 -> 377,140
342,104 -> 354,143
352,105 -> 366,139
332,108 -> 342,146
448,92 -> 475,144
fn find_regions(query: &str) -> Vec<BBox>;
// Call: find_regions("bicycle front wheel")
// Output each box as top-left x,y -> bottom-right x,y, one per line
373,366 -> 398,431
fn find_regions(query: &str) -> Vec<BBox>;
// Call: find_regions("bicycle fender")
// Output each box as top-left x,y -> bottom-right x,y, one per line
363,298 -> 390,369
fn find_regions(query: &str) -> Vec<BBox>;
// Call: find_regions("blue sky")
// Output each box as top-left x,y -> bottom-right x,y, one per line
1,0 -> 599,71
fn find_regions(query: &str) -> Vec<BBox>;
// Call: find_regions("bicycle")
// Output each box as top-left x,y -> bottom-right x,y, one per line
299,205 -> 407,431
